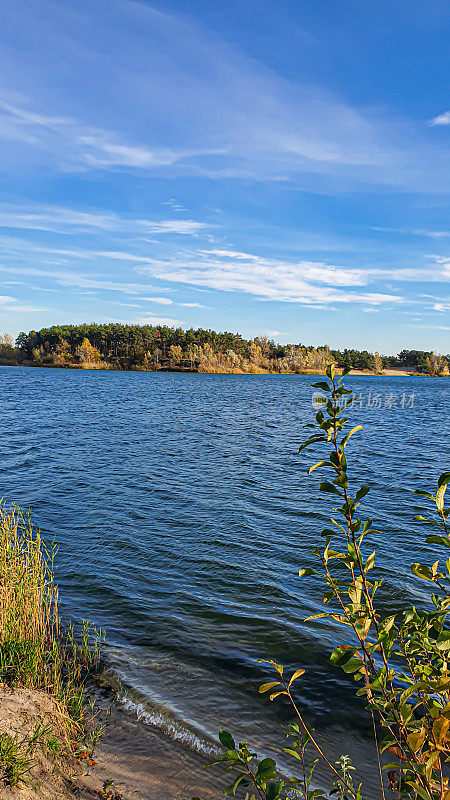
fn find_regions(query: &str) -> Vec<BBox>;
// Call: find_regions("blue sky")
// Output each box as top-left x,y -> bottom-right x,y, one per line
0,0 -> 449,353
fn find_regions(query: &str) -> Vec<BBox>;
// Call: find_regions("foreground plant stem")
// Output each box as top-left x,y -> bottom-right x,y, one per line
211,365 -> 450,800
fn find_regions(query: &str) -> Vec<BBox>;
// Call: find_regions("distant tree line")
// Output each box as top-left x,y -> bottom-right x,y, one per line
0,324 -> 448,375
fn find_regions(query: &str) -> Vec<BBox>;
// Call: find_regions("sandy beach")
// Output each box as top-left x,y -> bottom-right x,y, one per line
0,685 -> 225,800
347,368 -> 413,376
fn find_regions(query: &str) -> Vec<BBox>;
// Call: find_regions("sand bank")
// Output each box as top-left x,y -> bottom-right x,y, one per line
0,686 -> 224,800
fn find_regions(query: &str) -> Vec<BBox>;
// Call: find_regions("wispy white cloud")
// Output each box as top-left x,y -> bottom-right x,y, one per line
136,250 -> 403,306
436,258 -> 450,279
0,1 -> 447,189
2,231 -> 450,313
0,294 -> 44,313
135,315 -> 181,326
145,220 -> 206,235
0,98 -> 183,170
109,301 -> 143,308
202,249 -> 260,261
372,226 -> 450,239
0,294 -> 22,305
164,199 -> 187,213
78,136 -> 178,168
139,296 -> 173,305
0,263 -> 163,295
362,260 -> 450,283
429,111 -> 450,126
0,202 -> 206,236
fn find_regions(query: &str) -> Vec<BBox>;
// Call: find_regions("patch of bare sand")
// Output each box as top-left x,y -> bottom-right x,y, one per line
346,369 -> 413,376
0,686 -> 78,800
81,698 -> 225,800
0,688 -> 224,800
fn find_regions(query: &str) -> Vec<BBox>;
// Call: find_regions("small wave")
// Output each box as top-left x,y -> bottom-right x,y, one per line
116,691 -> 220,758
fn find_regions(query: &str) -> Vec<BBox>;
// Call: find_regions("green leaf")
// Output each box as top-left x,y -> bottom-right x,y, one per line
380,614 -> 395,632
311,381 -> 331,392
355,486 -> 370,502
298,567 -> 318,578
411,562 -> 434,581
318,482 -> 342,496
414,489 -> 435,500
436,483 -> 447,513
365,551 -> 375,571
341,656 -> 362,673
227,775 -> 248,795
335,386 -> 353,396
218,730 -> 236,750
330,646 -> 359,667
347,542 -> 358,561
299,435 -> 327,454
333,470 -> 348,489
259,682 -> 280,693
320,528 -> 337,537
288,668 -> 305,687
425,534 -> 450,547
308,461 -> 329,474
256,758 -> 277,782
338,365 -> 353,381
265,781 -> 284,800
406,783 -> 433,800
436,630 -> 450,650
399,683 -> 421,705
283,747 -> 302,761
340,425 -> 363,449
257,758 -> 276,772
438,472 -> 450,488
413,515 -> 442,526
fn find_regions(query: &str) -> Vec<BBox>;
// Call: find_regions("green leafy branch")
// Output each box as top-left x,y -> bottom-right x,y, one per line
208,365 -> 450,800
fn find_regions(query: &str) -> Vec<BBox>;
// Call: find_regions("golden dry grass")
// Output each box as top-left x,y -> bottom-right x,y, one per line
0,504 -> 101,727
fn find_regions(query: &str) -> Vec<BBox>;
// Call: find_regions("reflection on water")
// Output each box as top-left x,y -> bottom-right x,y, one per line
0,366 -> 448,794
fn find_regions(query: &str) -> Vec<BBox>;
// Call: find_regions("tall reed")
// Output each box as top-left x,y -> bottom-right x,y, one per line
0,504 -> 101,733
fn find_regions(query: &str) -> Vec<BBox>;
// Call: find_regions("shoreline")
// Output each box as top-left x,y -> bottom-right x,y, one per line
0,683 -> 225,800
79,684 -> 226,800
0,362 -> 442,377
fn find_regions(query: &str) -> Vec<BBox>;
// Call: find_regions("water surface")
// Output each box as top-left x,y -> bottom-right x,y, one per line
1,367 -> 447,792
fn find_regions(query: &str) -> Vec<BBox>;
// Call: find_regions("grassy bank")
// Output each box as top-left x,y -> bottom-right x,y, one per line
0,505 -> 103,791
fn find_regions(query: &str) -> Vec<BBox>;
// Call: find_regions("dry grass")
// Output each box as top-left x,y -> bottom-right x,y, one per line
0,504 -> 102,734
0,506 -> 59,684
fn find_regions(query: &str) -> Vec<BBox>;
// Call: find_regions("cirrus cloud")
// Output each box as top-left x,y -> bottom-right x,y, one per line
429,111 -> 450,126
136,250 -> 404,307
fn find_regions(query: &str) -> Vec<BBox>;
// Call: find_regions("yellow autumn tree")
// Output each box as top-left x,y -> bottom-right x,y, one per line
373,351 -> 383,374
76,338 -> 101,365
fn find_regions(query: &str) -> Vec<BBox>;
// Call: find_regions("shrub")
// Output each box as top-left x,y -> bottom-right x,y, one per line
210,366 -> 450,800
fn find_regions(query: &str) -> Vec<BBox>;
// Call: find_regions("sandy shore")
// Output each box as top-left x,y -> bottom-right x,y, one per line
0,686 -> 225,800
82,693 -> 225,800
347,368 -> 413,376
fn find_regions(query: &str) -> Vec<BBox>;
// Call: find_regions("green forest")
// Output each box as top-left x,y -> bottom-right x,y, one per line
0,324 -> 449,375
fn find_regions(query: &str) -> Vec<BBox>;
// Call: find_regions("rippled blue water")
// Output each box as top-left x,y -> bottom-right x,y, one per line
1,367 -> 448,787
